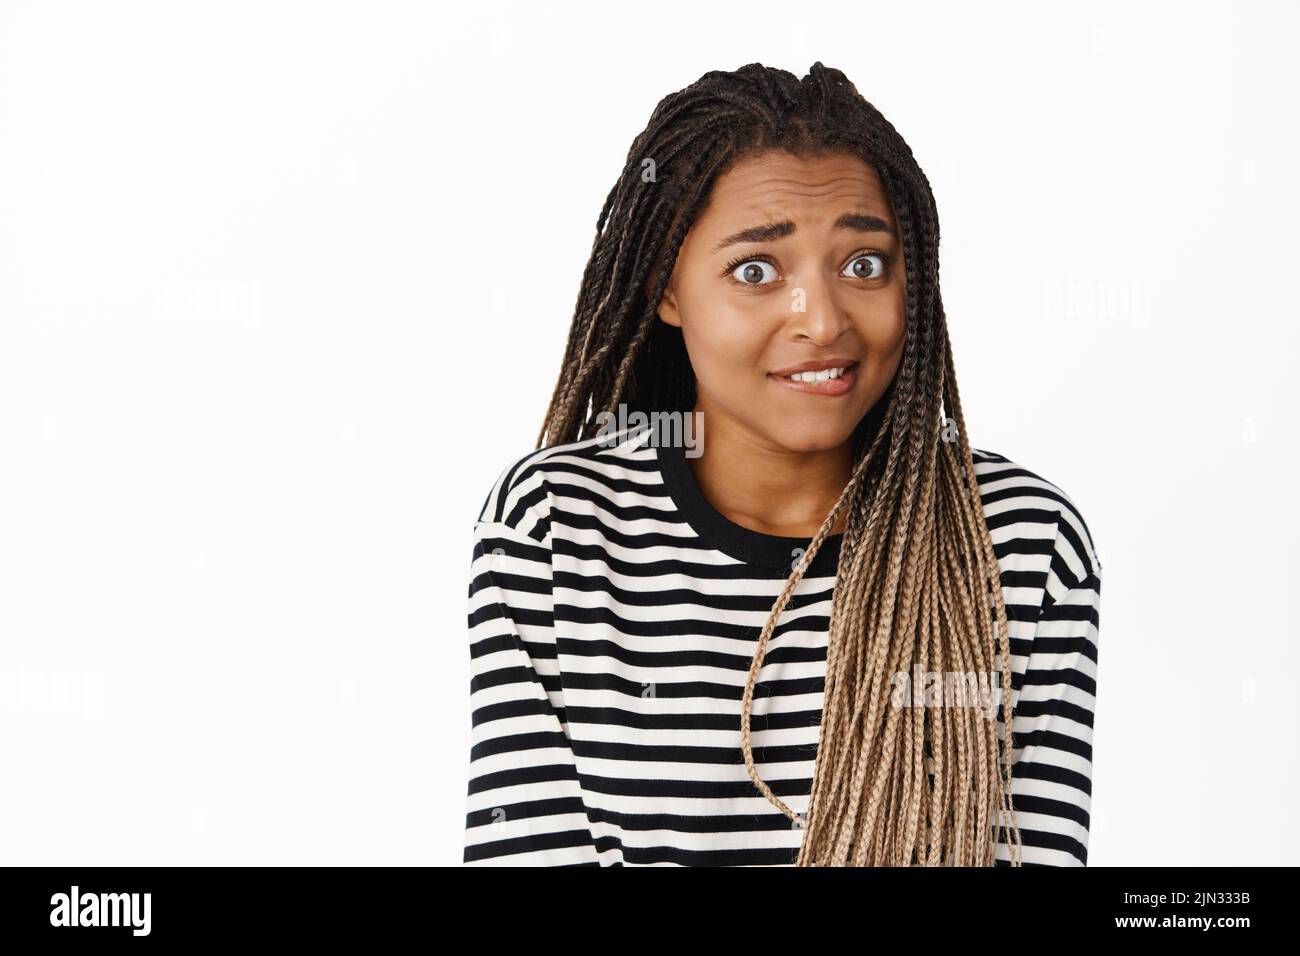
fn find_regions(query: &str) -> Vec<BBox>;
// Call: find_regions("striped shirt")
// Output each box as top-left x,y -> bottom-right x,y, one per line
463,426 -> 1102,866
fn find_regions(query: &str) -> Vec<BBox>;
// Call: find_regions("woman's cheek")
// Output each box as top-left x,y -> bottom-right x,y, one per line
688,308 -> 769,385
714,304 -> 773,364
860,305 -> 906,359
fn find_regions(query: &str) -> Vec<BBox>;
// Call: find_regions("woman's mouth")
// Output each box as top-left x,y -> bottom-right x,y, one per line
768,359 -> 860,396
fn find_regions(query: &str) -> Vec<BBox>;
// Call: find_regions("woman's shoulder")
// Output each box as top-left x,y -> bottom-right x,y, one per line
969,446 -> 1103,580
474,425 -> 658,540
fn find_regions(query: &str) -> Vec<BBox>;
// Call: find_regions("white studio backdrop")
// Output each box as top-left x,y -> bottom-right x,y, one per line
0,0 -> 1295,865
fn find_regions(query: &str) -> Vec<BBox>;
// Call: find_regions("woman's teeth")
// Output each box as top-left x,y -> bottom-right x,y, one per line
786,366 -> 848,382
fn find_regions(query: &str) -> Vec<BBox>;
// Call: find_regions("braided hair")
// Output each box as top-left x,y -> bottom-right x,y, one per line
537,62 -> 1022,866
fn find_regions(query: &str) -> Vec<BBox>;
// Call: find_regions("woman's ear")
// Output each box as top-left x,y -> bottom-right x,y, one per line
655,277 -> 683,328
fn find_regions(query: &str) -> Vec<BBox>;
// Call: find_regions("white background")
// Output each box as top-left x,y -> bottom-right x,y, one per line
1,0 -> 1296,865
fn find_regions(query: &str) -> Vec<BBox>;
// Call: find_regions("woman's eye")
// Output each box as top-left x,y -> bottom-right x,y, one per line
842,253 -> 887,279
730,259 -> 778,285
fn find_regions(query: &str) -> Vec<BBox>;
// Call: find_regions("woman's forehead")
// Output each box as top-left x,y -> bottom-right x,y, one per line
701,151 -> 894,228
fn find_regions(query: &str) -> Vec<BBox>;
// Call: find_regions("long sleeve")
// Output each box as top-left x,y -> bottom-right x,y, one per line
462,518 -> 600,866
1000,505 -> 1102,866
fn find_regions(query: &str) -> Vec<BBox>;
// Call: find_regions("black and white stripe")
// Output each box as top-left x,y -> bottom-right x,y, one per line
463,427 -> 1102,866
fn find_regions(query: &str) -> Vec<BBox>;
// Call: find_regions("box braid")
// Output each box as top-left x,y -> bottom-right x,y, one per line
537,62 -> 1023,866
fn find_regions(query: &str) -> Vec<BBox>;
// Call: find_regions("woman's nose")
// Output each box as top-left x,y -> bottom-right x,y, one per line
784,279 -> 852,346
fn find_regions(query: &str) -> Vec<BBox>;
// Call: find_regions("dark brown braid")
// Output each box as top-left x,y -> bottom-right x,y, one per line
537,62 -> 1022,866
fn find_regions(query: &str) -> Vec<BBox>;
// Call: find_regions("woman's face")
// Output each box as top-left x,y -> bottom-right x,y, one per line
657,149 -> 907,454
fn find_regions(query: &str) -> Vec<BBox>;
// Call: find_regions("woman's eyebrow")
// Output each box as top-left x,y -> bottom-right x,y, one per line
713,212 -> 897,252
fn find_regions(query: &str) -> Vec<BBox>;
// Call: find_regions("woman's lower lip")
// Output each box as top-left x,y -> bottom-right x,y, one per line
769,364 -> 859,396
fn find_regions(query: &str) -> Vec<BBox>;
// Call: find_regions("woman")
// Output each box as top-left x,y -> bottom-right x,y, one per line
463,62 -> 1101,866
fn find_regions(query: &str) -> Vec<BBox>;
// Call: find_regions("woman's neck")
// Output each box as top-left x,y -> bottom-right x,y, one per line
686,414 -> 852,538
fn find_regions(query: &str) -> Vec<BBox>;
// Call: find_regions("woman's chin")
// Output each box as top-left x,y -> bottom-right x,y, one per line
762,421 -> 859,455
